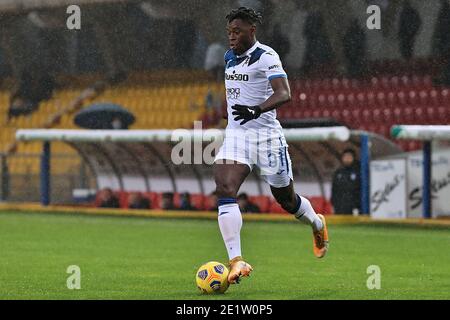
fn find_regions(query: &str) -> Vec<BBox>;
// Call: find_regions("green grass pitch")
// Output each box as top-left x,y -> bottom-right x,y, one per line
0,211 -> 449,299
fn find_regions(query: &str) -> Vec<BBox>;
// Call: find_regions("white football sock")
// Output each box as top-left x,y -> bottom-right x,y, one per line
295,195 -> 323,232
218,203 -> 243,260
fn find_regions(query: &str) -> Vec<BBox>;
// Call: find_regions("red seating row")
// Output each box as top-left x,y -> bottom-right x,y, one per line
95,191 -> 210,211
291,75 -> 435,93
277,76 -> 450,151
95,191 -> 333,215
279,105 -> 449,125
287,88 -> 450,109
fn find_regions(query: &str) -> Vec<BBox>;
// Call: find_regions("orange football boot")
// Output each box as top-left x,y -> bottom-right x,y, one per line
228,256 -> 253,284
313,214 -> 329,258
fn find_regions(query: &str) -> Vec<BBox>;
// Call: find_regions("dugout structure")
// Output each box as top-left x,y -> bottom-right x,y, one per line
15,127 -> 401,214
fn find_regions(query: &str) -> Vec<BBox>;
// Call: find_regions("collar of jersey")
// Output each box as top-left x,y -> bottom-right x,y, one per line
236,41 -> 260,58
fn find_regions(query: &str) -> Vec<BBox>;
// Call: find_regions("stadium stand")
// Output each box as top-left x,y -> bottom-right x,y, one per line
0,71 -> 223,176
2,67 -> 448,212
278,75 -> 450,151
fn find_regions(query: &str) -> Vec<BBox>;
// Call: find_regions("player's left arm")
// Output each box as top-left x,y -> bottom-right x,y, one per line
258,76 -> 291,113
231,51 -> 291,125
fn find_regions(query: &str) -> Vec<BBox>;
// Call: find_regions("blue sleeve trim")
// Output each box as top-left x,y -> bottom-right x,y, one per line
268,74 -> 288,81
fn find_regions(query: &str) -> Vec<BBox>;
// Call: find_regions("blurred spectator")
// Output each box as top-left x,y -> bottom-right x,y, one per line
301,10 -> 334,76
0,11 -> 59,109
128,192 -> 151,210
98,188 -> 120,208
433,0 -> 450,57
8,68 -> 55,120
204,42 -> 226,81
433,0 -> 450,86
316,0 -> 351,75
238,0 -> 263,13
201,87 -> 224,128
269,23 -> 290,63
178,192 -> 198,211
90,4 -> 129,83
237,193 -> 260,213
343,19 -> 367,79
208,191 -> 218,211
331,149 -> 361,215
111,117 -> 125,130
161,192 -> 176,210
399,0 -> 421,60
174,19 -> 196,68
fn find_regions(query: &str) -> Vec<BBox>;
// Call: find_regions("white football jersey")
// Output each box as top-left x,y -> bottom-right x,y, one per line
224,41 -> 288,131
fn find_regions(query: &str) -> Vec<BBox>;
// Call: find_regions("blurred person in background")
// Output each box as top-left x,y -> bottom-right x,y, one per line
161,192 -> 176,210
0,11 -> 57,120
98,188 -> 120,209
433,0 -> 450,85
8,67 -> 55,119
88,3 -> 131,84
301,10 -> 334,76
111,117 -> 125,130
204,42 -> 227,80
398,0 -> 421,60
128,192 -> 151,210
269,23 -> 290,63
343,18 -> 367,79
178,192 -> 198,211
237,193 -> 260,213
208,191 -> 219,211
331,149 -> 361,215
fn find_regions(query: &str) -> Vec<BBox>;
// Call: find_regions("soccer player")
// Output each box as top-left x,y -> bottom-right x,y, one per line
214,7 -> 329,284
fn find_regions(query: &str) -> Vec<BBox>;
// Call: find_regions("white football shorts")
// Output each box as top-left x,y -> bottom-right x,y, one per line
214,128 -> 293,188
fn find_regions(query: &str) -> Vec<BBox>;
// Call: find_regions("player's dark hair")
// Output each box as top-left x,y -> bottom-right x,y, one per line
226,7 -> 263,25
237,193 -> 249,200
342,148 -> 356,157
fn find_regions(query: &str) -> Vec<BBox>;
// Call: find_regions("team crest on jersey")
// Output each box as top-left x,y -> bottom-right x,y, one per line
227,88 -> 240,99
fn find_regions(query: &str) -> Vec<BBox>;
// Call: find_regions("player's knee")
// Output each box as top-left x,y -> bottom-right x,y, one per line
215,182 -> 238,199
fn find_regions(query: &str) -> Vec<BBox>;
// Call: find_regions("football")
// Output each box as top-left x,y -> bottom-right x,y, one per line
196,261 -> 230,294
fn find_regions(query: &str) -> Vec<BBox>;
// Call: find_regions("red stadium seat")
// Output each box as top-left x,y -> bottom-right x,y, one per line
441,89 -> 450,104
386,91 -> 397,106
309,197 -> 333,215
286,72 -> 446,143
190,194 -> 206,210
152,192 -> 163,209
118,191 -> 129,208
269,199 -> 287,214
376,91 -> 386,106
249,195 -> 271,213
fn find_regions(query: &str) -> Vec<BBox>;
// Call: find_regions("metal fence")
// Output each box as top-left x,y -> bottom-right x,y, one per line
0,152 -> 95,204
